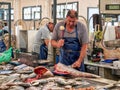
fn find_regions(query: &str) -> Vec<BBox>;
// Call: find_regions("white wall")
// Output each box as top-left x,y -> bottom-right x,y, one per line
1,0 -> 99,31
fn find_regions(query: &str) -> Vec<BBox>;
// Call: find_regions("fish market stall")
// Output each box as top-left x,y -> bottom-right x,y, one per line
84,60 -> 120,80
0,59 -> 119,90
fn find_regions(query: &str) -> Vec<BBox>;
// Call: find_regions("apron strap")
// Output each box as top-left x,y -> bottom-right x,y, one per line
63,24 -> 78,38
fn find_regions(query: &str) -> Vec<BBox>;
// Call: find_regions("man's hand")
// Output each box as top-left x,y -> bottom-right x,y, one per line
72,60 -> 81,68
57,39 -> 64,48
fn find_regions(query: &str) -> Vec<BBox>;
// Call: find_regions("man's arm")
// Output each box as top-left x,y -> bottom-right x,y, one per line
44,39 -> 50,46
41,27 -> 51,46
51,39 -> 64,48
78,43 -> 88,62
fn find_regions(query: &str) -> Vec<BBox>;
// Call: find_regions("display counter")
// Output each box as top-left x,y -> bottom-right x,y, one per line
0,62 -> 118,90
84,60 -> 120,80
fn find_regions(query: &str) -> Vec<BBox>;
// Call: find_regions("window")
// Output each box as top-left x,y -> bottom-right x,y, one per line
4,8 -> 14,20
0,8 -> 14,20
31,6 -> 41,20
22,6 -> 41,20
52,2 -> 78,19
0,9 -> 4,20
11,9 -> 14,20
23,7 -> 31,20
87,7 -> 99,32
118,15 -> 120,22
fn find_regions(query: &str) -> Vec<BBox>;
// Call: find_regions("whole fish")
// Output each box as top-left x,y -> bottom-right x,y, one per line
55,63 -> 100,78
26,86 -> 40,90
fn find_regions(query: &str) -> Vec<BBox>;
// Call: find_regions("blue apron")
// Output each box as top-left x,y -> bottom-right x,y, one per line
0,40 -> 6,53
0,30 -> 6,53
39,43 -> 48,60
59,26 -> 85,71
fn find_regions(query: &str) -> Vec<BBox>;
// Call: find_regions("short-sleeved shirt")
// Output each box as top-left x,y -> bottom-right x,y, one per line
52,21 -> 89,45
0,29 -> 8,40
33,25 -> 51,54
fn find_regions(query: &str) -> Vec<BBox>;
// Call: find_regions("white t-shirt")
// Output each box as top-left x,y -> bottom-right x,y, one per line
33,24 -> 51,54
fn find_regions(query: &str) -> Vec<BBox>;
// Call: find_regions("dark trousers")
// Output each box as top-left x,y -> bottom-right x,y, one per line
39,43 -> 48,60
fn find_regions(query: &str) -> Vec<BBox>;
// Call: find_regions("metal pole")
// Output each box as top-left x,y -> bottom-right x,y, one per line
53,0 -> 57,24
53,0 -> 57,64
8,3 -> 11,48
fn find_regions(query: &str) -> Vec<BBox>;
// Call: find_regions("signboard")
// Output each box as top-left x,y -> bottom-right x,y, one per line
99,0 -> 120,14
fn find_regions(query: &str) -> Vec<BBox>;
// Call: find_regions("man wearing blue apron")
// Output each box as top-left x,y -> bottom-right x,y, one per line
52,10 -> 88,71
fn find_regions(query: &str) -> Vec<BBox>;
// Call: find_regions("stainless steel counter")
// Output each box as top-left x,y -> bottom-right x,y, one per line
84,61 -> 119,70
84,60 -> 120,80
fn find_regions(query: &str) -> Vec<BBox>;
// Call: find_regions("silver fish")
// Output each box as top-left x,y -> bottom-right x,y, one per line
55,63 -> 100,78
26,86 -> 40,90
42,82 -> 64,90
31,79 -> 48,86
0,84 -> 9,90
6,82 -> 31,88
8,86 -> 25,90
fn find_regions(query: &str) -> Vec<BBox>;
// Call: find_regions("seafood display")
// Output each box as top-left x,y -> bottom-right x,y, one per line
0,60 -> 118,90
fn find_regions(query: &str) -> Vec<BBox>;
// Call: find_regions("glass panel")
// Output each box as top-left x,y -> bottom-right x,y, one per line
11,9 -> 14,20
57,13 -> 60,18
23,6 -> 41,20
3,9 -> 14,20
35,12 -> 40,19
57,5 -> 61,18
56,2 -> 78,19
24,7 -> 31,20
11,15 -> 14,20
4,10 -> 7,20
11,9 -> 14,13
34,7 -> 41,19
118,15 -> 120,22
73,3 -> 77,11
67,4 -> 72,9
0,9 -> 4,20
61,12 -> 63,18
88,7 -> 99,32
32,7 -> 37,19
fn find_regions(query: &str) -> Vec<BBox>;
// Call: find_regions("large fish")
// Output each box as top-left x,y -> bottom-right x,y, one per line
54,63 -> 100,78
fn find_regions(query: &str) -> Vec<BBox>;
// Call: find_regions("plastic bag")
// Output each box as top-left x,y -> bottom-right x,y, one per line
0,47 -> 12,64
